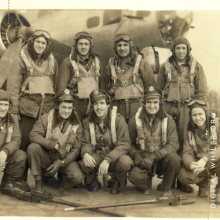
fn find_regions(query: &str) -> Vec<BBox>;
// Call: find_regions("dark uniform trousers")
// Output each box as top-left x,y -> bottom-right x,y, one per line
74,97 -> 90,122
164,102 -> 189,154
27,143 -> 84,189
79,153 -> 132,187
4,150 -> 27,178
128,153 -> 181,191
112,99 -> 142,123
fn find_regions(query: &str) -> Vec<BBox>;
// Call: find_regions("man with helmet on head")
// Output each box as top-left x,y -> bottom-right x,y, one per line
177,100 -> 220,199
0,90 -> 28,192
157,36 -> 208,192
79,89 -> 132,194
56,31 -> 103,122
128,86 -> 180,196
103,33 -> 156,123
8,30 -> 58,154
27,89 -> 83,192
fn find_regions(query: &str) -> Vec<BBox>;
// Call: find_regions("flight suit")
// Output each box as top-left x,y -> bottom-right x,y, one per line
0,113 -> 26,183
178,121 -> 220,190
79,108 -> 132,187
27,108 -> 83,189
104,52 -> 156,123
128,107 -> 180,192
56,55 -> 103,122
157,55 -> 208,153
9,44 -> 59,152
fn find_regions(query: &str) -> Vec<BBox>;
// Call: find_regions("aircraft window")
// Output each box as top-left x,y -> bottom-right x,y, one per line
87,16 -> 100,28
103,10 -> 122,26
136,11 -> 151,18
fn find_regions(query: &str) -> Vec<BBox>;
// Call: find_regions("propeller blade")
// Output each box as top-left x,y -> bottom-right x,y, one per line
0,37 -> 24,89
50,38 -> 71,55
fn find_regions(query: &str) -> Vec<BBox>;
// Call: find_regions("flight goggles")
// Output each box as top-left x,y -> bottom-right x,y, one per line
187,100 -> 207,107
114,34 -> 131,42
33,30 -> 51,39
74,32 -> 92,40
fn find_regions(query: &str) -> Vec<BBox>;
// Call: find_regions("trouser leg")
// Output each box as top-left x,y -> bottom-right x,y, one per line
58,161 -> 84,189
128,166 -> 149,190
109,155 -> 132,187
156,153 -> 181,191
79,152 -> 103,184
4,150 -> 27,178
112,100 -> 141,123
19,115 -> 37,152
74,98 -> 89,122
27,143 -> 52,177
164,103 -> 189,154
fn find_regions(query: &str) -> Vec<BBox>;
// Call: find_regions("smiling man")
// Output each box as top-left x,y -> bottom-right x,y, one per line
157,36 -> 208,192
0,90 -> 28,192
27,89 -> 83,193
104,33 -> 156,123
177,100 -> 220,199
128,86 -> 180,196
79,89 -> 132,194
57,32 -> 103,122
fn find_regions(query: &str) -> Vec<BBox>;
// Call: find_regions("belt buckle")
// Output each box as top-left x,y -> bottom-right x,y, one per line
178,77 -> 182,82
121,80 -> 128,87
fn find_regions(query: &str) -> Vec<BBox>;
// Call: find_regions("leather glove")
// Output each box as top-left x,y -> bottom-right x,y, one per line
45,159 -> 63,176
140,153 -> 156,170
133,152 -> 143,166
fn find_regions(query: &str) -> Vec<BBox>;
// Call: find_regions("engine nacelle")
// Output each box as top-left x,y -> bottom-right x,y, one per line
0,12 -> 30,57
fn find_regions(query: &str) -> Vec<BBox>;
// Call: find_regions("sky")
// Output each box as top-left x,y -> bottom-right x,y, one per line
186,11 -> 220,91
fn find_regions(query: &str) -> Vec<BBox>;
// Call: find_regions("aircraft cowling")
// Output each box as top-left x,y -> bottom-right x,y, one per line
0,12 -> 31,57
141,47 -> 172,81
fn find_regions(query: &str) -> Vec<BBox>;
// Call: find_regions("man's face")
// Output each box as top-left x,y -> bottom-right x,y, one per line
191,107 -> 206,128
0,101 -> 9,119
33,37 -> 47,55
116,41 -> 130,58
77,39 -> 90,57
93,99 -> 109,120
144,98 -> 160,115
174,44 -> 187,61
58,102 -> 74,119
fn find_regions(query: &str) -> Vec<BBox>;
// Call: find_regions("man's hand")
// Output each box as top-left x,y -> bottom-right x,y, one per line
0,151 -> 7,171
83,153 -> 96,168
133,153 -> 143,166
54,144 -> 60,151
190,156 -> 207,175
66,144 -> 72,153
45,160 -> 63,176
197,156 -> 207,169
98,160 -> 109,176
0,162 -> 6,172
140,153 -> 156,170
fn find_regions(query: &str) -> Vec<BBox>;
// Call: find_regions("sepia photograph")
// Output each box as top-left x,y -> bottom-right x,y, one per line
0,4 -> 220,218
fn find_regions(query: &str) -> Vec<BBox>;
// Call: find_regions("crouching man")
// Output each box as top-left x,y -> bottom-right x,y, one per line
27,89 -> 83,192
0,90 -> 28,191
177,100 -> 220,199
79,89 -> 132,194
128,86 -> 181,196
